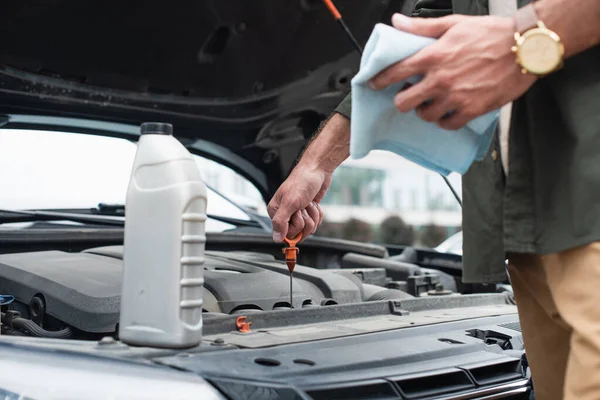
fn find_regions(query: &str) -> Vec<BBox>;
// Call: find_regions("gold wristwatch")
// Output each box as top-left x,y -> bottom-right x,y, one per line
511,3 -> 564,76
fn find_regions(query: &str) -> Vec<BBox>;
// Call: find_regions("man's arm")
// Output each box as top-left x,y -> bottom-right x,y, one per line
299,113 -> 351,174
267,113 -> 349,242
268,0 -> 455,242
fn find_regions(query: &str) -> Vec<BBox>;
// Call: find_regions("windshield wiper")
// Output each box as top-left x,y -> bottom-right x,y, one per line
0,209 -> 124,227
93,203 -> 262,228
0,207 -> 262,229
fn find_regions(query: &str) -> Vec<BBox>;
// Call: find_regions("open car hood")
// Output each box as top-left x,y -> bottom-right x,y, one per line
0,0 -> 413,199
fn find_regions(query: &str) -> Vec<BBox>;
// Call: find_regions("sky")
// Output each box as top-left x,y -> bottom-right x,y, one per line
0,129 -> 250,232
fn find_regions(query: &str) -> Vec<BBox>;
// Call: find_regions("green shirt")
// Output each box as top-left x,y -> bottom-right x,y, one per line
335,0 -> 600,283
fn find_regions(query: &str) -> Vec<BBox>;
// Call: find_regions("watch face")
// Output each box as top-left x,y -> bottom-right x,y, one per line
518,31 -> 563,75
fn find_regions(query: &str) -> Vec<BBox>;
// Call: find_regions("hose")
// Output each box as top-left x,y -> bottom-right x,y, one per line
2,312 -> 73,339
12,318 -> 73,339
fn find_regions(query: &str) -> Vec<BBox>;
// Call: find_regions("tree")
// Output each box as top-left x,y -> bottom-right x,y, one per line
315,220 -> 342,239
340,218 -> 373,242
379,215 -> 414,245
420,224 -> 447,248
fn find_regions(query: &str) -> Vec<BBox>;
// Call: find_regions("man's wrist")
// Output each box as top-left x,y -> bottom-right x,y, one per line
511,2 -> 565,76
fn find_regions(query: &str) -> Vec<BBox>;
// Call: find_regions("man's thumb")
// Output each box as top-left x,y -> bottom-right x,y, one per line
271,207 -> 291,242
392,13 -> 459,38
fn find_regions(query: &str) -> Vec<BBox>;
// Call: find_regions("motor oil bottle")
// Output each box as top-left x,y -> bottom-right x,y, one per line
119,122 -> 206,348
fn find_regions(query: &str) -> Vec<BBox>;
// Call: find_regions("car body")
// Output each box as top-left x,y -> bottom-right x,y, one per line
0,1 -> 530,399
436,231 -> 463,256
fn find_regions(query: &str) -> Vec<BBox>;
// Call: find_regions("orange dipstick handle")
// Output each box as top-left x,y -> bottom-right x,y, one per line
283,232 -> 302,273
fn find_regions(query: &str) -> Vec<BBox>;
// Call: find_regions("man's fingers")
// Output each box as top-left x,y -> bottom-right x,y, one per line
267,193 -> 280,219
436,111 -> 473,131
286,211 -> 305,240
272,201 -> 322,243
300,209 -> 316,242
416,95 -> 456,123
370,39 -> 453,91
391,13 -> 464,38
369,59 -> 422,91
271,213 -> 289,242
370,13 -> 466,91
271,200 -> 297,242
268,194 -> 286,241
315,203 -> 324,230
394,76 -> 439,113
305,203 -> 320,235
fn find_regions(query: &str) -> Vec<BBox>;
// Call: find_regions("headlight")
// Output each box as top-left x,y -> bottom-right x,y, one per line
0,342 -> 225,400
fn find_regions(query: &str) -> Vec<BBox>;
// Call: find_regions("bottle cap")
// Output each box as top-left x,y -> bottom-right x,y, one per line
140,122 -> 173,135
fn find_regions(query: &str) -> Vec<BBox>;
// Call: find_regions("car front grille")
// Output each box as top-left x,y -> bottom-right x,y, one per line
210,358 -> 531,400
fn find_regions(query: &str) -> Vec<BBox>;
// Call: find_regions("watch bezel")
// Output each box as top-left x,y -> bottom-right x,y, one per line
512,24 -> 565,76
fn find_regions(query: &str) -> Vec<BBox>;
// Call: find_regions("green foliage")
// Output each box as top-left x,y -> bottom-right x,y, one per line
379,215 -> 414,245
340,218 -> 374,242
419,224 -> 447,247
315,220 -> 342,239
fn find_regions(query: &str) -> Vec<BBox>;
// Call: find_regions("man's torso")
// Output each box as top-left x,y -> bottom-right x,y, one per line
450,0 -> 600,283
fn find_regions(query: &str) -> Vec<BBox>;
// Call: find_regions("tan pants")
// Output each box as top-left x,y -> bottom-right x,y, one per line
508,243 -> 600,400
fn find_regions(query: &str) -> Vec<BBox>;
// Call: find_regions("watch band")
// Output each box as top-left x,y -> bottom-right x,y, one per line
489,0 -> 517,18
514,3 -> 539,33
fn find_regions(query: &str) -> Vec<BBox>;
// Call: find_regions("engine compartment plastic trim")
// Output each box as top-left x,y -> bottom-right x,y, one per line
202,293 -> 514,336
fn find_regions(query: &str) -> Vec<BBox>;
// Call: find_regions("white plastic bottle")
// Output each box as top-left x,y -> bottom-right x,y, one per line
119,122 -> 207,348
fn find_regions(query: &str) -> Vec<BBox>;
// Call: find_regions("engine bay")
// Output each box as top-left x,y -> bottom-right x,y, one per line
0,240 -> 526,399
0,243 -> 469,340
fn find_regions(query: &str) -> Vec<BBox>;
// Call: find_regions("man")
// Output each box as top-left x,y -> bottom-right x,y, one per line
268,0 -> 600,398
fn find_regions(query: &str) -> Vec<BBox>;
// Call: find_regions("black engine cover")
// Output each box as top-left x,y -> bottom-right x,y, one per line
0,246 -> 363,333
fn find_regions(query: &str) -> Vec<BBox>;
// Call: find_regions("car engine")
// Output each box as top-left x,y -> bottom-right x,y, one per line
0,245 -> 460,340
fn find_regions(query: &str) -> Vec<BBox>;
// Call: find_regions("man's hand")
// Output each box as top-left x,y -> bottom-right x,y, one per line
370,13 -> 537,130
267,113 -> 351,243
268,165 -> 330,242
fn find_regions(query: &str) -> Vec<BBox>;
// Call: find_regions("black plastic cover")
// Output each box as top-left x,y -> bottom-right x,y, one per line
157,314 -> 528,399
0,246 -> 364,333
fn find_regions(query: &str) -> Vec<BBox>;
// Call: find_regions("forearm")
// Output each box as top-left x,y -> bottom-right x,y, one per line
532,0 -> 600,58
297,113 -> 350,173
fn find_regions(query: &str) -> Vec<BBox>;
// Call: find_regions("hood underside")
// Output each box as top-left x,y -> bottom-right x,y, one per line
0,0 -> 413,197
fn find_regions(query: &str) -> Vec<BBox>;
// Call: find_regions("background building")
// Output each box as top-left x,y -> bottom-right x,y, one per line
197,150 -> 463,247
319,151 -> 462,246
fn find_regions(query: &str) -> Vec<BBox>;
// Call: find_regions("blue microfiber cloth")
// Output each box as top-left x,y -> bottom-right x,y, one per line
350,23 -> 499,176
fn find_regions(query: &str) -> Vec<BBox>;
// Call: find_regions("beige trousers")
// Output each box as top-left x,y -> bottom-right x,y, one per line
508,243 -> 600,400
